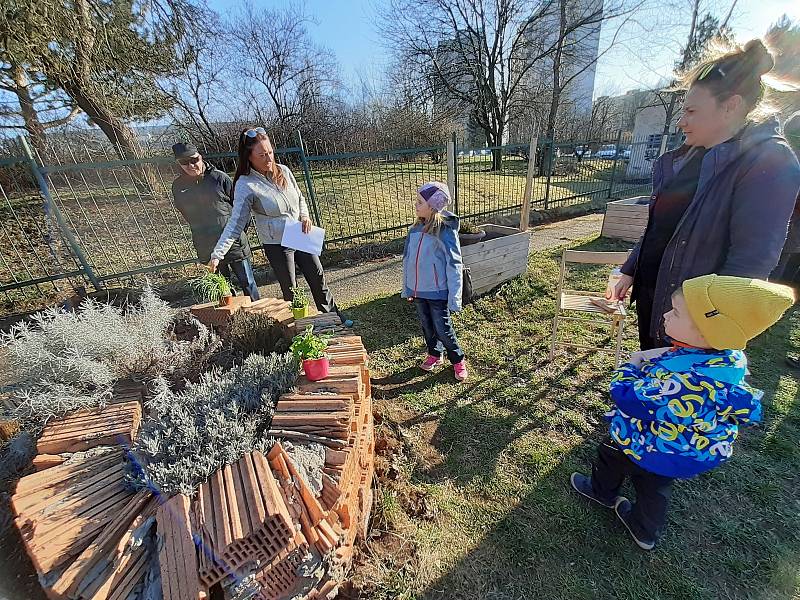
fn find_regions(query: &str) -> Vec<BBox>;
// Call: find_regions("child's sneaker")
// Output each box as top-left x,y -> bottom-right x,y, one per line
570,473 -> 622,509
453,360 -> 468,382
420,355 -> 443,371
614,498 -> 656,551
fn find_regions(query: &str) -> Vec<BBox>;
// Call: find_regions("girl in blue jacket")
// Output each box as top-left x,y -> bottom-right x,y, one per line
402,182 -> 467,382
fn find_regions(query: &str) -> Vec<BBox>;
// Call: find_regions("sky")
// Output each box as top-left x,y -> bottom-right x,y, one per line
206,0 -> 800,101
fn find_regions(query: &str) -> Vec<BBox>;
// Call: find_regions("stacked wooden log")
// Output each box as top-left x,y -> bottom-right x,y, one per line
36,401 -> 141,455
11,449 -> 158,600
8,303 -> 374,600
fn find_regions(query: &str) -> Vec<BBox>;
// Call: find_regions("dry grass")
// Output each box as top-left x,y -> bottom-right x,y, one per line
343,236 -> 800,600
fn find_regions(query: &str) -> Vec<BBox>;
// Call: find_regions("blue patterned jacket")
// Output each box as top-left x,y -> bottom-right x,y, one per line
607,347 -> 762,478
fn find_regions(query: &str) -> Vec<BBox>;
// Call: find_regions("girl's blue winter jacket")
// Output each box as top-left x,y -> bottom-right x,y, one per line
401,212 -> 464,312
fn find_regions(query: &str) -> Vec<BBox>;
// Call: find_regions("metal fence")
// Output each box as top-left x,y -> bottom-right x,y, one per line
0,129 -> 673,313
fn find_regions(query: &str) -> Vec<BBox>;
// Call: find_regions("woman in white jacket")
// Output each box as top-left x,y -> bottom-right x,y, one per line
209,128 -> 339,314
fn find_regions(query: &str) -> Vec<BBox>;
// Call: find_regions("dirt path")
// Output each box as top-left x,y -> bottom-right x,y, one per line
260,213 -> 604,306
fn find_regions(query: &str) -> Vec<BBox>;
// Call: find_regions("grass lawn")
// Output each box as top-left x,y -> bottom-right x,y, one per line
2,152 -> 647,317
342,235 -> 800,600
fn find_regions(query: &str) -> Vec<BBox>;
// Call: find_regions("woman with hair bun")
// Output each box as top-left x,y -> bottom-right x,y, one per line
609,39 -> 800,349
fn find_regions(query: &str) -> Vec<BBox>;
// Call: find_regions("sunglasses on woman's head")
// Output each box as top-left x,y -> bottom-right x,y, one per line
244,127 -> 267,138
177,155 -> 201,166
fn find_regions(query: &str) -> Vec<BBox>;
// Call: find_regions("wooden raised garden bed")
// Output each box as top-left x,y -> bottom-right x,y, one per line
601,196 -> 650,242
462,224 -> 531,296
9,302 -> 374,600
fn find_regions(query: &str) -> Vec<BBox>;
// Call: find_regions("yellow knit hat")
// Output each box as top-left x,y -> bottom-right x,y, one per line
681,275 -> 795,350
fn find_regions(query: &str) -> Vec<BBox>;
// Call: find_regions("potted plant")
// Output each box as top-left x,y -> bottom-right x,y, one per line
290,326 -> 331,381
291,285 -> 310,320
190,271 -> 233,307
459,221 -> 486,246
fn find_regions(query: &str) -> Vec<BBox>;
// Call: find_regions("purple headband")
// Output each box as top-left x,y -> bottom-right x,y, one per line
417,182 -> 451,212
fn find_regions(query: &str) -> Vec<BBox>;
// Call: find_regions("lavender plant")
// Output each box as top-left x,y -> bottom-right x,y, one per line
130,352 -> 299,496
1,287 -> 219,433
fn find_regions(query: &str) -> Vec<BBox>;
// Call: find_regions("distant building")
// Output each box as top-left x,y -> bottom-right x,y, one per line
509,0 -> 604,142
625,101 -> 682,179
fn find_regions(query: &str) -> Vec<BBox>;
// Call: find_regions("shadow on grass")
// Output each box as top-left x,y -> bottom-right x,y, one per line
416,303 -> 800,598
349,234 -> 800,599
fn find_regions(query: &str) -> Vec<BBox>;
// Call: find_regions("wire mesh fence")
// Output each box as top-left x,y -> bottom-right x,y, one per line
0,153 -> 83,310
0,128 -> 668,314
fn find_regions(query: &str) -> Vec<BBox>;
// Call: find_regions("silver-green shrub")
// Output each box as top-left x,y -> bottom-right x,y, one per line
130,352 -> 298,496
1,287 -> 219,432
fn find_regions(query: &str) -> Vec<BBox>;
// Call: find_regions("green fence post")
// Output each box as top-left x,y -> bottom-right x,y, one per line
18,135 -> 102,290
608,130 -> 623,199
447,132 -> 459,215
543,139 -> 554,210
295,130 -> 322,227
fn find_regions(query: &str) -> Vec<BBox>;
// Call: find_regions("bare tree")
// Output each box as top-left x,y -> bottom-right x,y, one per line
227,3 -> 339,135
541,0 -> 639,145
380,0 -> 637,170
161,29 -> 231,150
652,2 -> 736,143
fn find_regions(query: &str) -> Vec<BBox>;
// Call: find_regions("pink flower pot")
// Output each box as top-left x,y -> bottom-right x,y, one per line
303,357 -> 330,381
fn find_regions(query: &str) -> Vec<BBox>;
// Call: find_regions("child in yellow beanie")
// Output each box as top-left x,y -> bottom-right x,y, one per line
570,274 -> 794,550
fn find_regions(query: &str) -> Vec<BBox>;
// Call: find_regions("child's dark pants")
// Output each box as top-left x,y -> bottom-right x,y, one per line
414,298 -> 464,364
591,437 -> 675,541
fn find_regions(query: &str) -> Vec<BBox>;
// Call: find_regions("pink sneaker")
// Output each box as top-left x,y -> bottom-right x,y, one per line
420,355 -> 443,371
453,360 -> 468,382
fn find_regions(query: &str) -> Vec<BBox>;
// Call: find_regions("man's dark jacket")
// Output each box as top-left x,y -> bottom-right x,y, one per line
171,165 -> 251,263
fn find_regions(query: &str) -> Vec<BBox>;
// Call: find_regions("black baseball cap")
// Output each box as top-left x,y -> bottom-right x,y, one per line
172,142 -> 199,160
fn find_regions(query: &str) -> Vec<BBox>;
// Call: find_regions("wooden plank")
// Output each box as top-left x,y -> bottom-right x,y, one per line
470,259 -> 529,289
602,224 -> 647,236
157,494 -> 201,600
461,242 -> 530,269
563,250 -> 630,265
480,223 -> 525,236
605,206 -> 649,217
467,252 -> 529,276
461,231 -> 530,259
602,224 -> 647,235
519,134 -> 538,231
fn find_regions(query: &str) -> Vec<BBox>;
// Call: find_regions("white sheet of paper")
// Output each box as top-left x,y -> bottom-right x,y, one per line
281,220 -> 325,256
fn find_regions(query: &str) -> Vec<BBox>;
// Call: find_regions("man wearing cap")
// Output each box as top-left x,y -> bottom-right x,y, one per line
171,142 -> 260,300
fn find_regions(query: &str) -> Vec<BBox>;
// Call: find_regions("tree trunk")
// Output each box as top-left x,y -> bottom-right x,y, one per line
64,83 -> 162,195
12,65 -> 47,155
543,0 -> 567,175
65,84 -> 143,160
